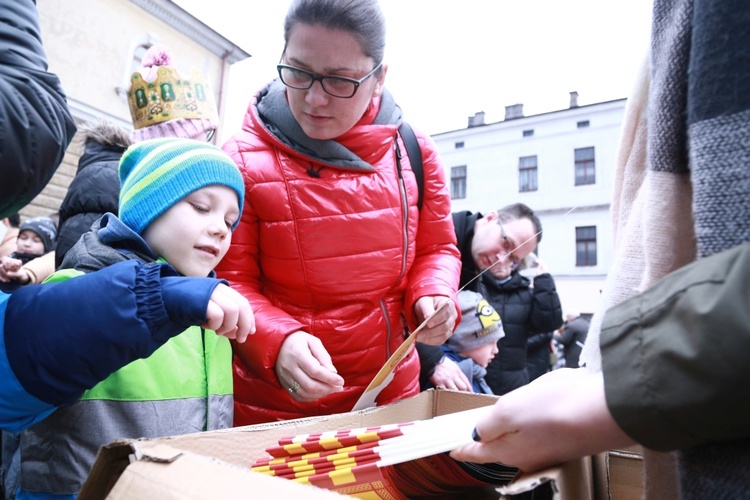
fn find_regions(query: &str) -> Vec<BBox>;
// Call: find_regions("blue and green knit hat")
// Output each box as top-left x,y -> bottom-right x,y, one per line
118,138 -> 244,235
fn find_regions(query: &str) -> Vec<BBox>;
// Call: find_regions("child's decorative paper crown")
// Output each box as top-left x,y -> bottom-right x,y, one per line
128,65 -> 218,130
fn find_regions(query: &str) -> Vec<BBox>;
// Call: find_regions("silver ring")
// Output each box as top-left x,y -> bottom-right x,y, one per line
287,381 -> 300,394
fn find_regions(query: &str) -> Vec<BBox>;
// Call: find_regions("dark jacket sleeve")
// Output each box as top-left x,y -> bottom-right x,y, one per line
416,342 -> 445,390
0,0 -> 77,217
527,331 -> 554,350
601,243 -> 750,451
1,260 -> 222,432
528,273 -> 564,334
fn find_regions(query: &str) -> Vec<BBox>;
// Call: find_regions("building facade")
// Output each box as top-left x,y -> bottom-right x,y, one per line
432,94 -> 626,316
21,0 -> 249,220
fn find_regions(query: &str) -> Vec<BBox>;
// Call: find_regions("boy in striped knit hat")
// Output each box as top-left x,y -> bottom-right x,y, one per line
16,138 -> 252,499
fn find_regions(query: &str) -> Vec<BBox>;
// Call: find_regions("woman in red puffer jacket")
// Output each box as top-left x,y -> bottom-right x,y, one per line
217,0 -> 461,425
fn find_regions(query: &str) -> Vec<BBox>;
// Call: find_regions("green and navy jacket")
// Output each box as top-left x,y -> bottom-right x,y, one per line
18,214 -> 233,499
0,260 -> 222,434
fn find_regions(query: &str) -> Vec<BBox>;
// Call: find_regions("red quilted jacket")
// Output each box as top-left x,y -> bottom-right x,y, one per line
217,91 -> 461,425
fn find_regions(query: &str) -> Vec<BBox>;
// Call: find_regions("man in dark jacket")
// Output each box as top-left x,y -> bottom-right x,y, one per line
419,203 -> 563,395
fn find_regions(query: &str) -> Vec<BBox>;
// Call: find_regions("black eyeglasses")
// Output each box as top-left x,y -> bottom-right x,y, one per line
276,63 -> 382,99
497,219 -> 520,269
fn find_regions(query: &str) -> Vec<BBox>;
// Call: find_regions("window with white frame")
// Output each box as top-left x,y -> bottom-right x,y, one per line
574,147 -> 596,185
519,155 -> 538,192
451,166 -> 467,199
576,226 -> 597,266
131,43 -> 151,75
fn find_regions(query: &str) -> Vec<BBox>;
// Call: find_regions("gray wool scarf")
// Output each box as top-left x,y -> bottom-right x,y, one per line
255,79 -> 402,171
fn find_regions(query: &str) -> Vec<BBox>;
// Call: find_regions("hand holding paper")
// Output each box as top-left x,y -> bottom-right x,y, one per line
277,331 -> 345,403
412,295 -> 457,345
352,300 -> 452,411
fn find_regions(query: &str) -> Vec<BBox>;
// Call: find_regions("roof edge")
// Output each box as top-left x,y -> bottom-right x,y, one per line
130,0 -> 251,63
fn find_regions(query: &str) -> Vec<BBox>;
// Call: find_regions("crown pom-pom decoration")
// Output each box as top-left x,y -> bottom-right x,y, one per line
141,44 -> 173,71
128,58 -> 218,130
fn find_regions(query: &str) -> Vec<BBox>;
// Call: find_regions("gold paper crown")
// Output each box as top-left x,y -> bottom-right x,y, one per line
128,66 -> 218,130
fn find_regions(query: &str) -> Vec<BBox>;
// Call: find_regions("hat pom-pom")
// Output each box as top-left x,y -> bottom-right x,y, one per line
141,45 -> 173,68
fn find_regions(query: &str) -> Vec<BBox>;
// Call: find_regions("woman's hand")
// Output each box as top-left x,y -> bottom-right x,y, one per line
276,331 -> 345,403
413,295 -> 457,345
450,368 -> 635,472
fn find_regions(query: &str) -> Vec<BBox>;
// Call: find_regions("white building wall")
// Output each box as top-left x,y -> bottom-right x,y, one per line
431,99 -> 626,316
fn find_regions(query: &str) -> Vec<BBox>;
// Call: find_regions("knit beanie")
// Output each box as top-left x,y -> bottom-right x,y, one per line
19,216 -> 57,253
128,45 -> 218,142
448,291 -> 505,353
118,138 -> 245,235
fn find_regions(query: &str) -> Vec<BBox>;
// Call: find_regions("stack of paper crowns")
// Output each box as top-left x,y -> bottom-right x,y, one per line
127,65 -> 218,130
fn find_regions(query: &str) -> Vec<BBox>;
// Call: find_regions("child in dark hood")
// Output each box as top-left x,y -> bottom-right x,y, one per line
0,217 -> 57,292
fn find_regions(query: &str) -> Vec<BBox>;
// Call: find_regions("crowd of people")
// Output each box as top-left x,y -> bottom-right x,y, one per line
1,0 -> 748,498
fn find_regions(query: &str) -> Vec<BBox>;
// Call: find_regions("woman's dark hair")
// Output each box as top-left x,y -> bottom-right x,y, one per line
283,0 -> 386,66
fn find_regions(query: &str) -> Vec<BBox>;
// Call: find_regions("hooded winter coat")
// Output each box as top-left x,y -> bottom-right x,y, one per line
55,122 -> 131,267
0,259 -> 225,433
18,214 -> 233,498
217,81 -> 461,424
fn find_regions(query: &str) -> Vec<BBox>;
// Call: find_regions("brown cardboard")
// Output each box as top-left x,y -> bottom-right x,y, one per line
592,446 -> 644,499
79,390 -> 591,499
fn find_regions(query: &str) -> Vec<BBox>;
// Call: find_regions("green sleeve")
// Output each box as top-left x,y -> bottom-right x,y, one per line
601,243 -> 750,451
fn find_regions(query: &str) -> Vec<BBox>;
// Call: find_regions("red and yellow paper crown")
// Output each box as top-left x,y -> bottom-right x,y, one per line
127,66 -> 218,130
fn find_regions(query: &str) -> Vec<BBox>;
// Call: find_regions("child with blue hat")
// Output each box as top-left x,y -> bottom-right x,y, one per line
17,138 -> 249,498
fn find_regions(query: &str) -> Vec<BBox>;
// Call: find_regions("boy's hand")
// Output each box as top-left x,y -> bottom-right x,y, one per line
430,357 -> 472,392
203,284 -> 255,343
0,256 -> 23,281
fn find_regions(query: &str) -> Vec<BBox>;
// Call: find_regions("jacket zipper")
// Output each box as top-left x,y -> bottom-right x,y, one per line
391,134 -> 411,360
393,135 -> 410,280
381,300 -> 392,359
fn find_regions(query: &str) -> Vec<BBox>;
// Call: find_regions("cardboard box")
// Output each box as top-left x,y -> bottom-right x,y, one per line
79,390 -> 593,499
592,446 -> 644,499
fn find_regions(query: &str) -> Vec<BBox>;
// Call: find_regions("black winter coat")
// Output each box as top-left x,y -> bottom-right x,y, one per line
0,0 -> 76,217
480,271 -> 563,394
417,211 -> 563,392
526,331 -> 554,381
56,140 -> 125,267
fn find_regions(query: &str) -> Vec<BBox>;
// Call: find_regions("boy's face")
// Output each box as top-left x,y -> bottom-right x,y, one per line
461,341 -> 499,368
17,230 -> 45,255
142,185 -> 240,277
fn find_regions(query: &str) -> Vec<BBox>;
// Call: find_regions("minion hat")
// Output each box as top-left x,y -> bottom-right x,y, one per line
448,290 -> 505,353
118,138 -> 244,235
18,216 -> 57,253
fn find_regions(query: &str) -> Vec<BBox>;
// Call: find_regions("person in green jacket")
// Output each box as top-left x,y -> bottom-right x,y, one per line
17,138 -> 250,499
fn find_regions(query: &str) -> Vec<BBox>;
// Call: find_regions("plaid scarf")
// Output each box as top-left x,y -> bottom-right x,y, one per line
580,0 -> 750,497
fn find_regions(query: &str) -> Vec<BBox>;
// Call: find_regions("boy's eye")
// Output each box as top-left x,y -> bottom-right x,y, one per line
191,203 -> 209,213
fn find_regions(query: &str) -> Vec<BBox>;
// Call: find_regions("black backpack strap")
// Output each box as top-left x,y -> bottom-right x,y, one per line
399,122 -> 424,211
